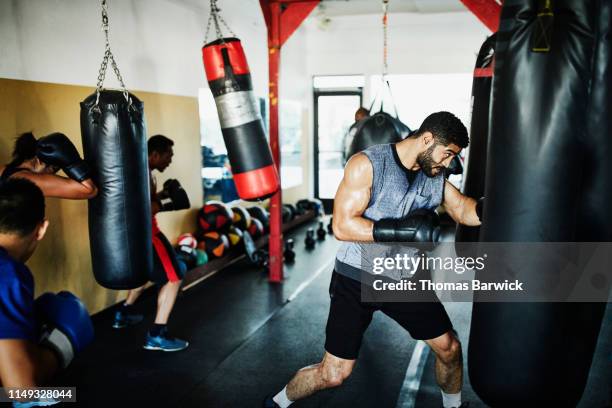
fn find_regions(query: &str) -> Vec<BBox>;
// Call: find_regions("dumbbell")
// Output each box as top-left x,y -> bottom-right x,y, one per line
284,239 -> 295,263
327,216 -> 334,234
252,249 -> 269,268
317,222 -> 326,241
305,228 -> 316,250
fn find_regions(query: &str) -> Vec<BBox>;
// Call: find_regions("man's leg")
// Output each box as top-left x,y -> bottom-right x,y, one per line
266,271 -> 373,407
153,280 -> 181,324
270,352 -> 355,407
144,231 -> 188,351
112,286 -> 146,329
425,331 -> 463,407
283,352 -> 355,402
382,298 -> 464,408
125,285 -> 146,305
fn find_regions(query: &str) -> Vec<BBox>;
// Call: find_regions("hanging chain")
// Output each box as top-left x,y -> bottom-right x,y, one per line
95,0 -> 131,108
370,0 -> 398,117
204,0 -> 236,43
382,0 -> 389,79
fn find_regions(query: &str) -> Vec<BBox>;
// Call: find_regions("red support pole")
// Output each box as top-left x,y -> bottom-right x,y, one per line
260,0 -> 319,283
267,2 -> 283,283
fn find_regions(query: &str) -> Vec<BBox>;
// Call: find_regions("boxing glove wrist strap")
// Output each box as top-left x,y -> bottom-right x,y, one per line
159,196 -> 174,211
373,219 -> 398,242
64,161 -> 91,182
40,328 -> 74,369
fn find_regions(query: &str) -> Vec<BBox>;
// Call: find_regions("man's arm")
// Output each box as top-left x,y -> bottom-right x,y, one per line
442,180 -> 481,226
0,339 -> 58,387
332,153 -> 375,241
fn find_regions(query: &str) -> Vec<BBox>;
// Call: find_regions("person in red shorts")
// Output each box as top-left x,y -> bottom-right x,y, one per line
112,135 -> 190,352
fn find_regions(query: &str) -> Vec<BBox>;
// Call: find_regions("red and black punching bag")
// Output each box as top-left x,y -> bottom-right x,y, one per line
202,38 -> 279,201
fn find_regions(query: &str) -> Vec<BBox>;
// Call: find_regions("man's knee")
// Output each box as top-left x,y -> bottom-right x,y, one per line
319,361 -> 353,388
429,333 -> 462,364
164,279 -> 182,289
433,336 -> 462,365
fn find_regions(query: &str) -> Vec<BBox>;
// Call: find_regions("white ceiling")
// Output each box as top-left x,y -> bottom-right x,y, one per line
318,0 -> 467,16
173,0 -> 468,16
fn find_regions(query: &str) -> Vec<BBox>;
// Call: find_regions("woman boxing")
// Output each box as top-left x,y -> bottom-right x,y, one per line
0,132 -> 97,199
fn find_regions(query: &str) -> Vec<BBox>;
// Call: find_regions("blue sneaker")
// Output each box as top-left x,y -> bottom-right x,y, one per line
112,310 -> 144,329
143,328 -> 189,352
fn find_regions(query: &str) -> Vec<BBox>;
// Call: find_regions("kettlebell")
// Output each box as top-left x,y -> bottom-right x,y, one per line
317,221 -> 326,241
284,239 -> 296,263
305,228 -> 316,250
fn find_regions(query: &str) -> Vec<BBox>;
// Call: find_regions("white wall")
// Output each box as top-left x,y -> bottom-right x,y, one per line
0,0 -> 269,97
302,10 -> 490,102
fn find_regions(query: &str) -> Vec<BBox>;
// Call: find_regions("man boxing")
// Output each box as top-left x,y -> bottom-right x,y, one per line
266,112 -> 481,408
0,132 -> 97,199
112,134 -> 190,352
0,178 -> 93,404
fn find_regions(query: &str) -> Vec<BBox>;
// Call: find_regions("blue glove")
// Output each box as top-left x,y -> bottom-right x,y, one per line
35,291 -> 94,368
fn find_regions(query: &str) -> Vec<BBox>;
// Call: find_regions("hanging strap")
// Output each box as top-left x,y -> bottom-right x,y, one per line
204,0 -> 236,44
369,0 -> 399,118
382,0 -> 389,78
531,0 -> 554,52
93,0 -> 132,113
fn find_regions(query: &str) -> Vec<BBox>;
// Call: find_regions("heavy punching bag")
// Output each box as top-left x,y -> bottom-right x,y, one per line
469,1 -> 609,406
344,111 -> 411,161
81,91 -> 152,289
454,34 -> 496,255
202,38 -> 279,200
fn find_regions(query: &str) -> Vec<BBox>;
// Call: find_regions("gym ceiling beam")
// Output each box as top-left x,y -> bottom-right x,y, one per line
459,0 -> 502,32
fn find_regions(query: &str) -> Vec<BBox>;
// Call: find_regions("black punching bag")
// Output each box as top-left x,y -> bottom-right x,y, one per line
344,111 -> 410,161
469,1 -> 609,406
454,34 -> 496,254
81,91 -> 152,289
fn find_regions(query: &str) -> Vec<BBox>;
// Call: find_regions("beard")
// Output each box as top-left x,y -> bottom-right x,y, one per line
416,145 -> 442,177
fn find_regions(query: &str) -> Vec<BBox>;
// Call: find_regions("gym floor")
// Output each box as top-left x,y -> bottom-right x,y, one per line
58,219 -> 612,407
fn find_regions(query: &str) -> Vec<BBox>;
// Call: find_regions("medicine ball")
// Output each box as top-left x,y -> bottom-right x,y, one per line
198,231 -> 230,258
176,233 -> 198,249
231,206 -> 252,230
247,218 -> 264,240
197,203 -> 233,233
247,206 -> 269,233
227,226 -> 244,247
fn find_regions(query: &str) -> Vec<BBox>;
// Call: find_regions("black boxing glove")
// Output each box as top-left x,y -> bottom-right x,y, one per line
158,179 -> 190,211
373,209 -> 441,246
37,133 -> 90,182
475,197 -> 484,222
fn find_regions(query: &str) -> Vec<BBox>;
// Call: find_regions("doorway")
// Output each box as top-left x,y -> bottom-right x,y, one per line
313,85 -> 362,213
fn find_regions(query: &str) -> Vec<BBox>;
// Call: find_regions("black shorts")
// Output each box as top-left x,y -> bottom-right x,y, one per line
150,232 -> 184,284
325,271 -> 453,360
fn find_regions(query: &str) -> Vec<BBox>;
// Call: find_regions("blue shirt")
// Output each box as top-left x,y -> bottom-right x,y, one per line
0,247 -> 36,341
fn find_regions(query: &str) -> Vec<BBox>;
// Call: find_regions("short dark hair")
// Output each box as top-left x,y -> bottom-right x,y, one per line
415,111 -> 469,148
10,132 -> 38,166
355,107 -> 370,117
0,178 -> 45,236
148,134 -> 174,155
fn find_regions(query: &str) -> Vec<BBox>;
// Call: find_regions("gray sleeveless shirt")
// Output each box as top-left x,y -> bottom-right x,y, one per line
335,143 -> 445,282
